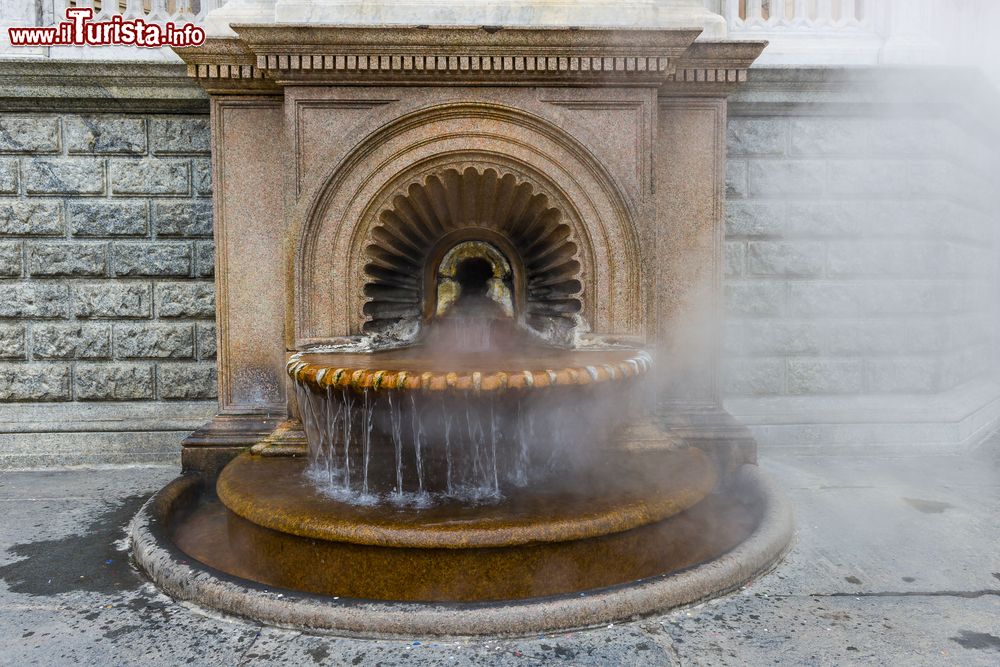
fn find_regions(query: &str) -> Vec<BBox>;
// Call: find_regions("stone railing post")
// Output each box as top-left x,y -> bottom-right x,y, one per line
879,0 -> 942,64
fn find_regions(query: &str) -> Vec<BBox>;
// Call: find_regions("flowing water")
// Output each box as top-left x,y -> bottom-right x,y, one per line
296,379 -> 632,506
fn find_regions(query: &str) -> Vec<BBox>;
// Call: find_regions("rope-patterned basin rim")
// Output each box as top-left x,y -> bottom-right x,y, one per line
287,348 -> 652,393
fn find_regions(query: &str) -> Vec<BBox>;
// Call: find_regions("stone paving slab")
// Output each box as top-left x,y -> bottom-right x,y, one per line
0,447 -> 997,666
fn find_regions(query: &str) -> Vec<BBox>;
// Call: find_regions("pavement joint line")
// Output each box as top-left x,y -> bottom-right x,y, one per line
814,589 -> 1000,599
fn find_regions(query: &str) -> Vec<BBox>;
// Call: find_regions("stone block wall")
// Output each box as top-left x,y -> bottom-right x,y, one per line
0,112 -> 217,404
723,114 -> 996,397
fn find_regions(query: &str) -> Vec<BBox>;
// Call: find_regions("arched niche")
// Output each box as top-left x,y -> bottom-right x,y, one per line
294,103 -> 643,347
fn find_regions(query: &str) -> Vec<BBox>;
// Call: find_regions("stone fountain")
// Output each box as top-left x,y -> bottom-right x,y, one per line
131,0 -> 792,636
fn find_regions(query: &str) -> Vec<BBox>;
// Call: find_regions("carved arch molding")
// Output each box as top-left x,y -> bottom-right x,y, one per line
294,103 -> 644,347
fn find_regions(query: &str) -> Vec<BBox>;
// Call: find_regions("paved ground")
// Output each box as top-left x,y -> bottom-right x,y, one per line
0,439 -> 998,666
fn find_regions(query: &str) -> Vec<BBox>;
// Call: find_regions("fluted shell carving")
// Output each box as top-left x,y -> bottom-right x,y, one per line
363,167 -> 584,339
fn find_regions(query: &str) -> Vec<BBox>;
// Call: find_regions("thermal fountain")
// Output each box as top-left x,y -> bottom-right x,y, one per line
131,0 -> 793,636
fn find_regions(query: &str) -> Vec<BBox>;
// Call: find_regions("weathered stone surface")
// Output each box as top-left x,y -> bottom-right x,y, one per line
724,241 -> 744,277
74,363 -> 154,400
0,283 -> 68,318
32,323 -> 111,359
150,118 -> 211,154
827,241 -> 937,278
114,323 -> 194,359
0,201 -> 63,236
725,282 -> 784,317
787,358 -> 865,395
725,160 -> 747,198
866,357 -> 939,394
158,364 -> 217,399
113,242 -> 191,277
785,201 -> 866,238
65,116 -> 146,154
110,158 -> 189,195
156,282 -> 215,318
747,241 -> 825,277
195,241 -> 214,277
0,324 -> 25,359
0,241 -> 22,276
73,282 -> 151,319
0,363 -> 70,400
192,159 -> 212,195
23,158 -> 104,194
726,201 -> 786,237
723,358 -> 784,395
0,158 -> 17,193
786,282 -> 865,317
196,323 -> 216,359
826,159 -> 910,195
727,118 -> 786,156
790,118 -> 869,156
748,160 -> 824,196
28,242 -> 107,277
153,200 -> 212,237
68,200 -> 147,237
0,116 -> 60,153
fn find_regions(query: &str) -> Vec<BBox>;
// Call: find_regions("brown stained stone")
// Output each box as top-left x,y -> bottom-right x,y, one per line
216,447 -> 715,549
288,347 -> 651,394
177,480 -> 753,604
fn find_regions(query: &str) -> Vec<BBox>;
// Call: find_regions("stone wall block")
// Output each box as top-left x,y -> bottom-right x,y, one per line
65,116 -> 146,154
725,282 -> 784,317
727,118 -> 786,156
723,358 -> 785,396
69,200 -> 147,237
747,241 -> 826,277
0,116 -> 60,153
23,158 -> 104,195
195,241 -> 215,277
73,282 -> 151,319
826,160 -> 910,196
153,200 -> 213,237
0,201 -> 63,236
192,158 -> 212,195
110,158 -> 189,195
74,363 -> 154,400
32,323 -> 112,359
114,323 -> 194,359
786,282 -> 865,318
28,242 -> 107,277
0,324 -> 26,359
725,160 -> 748,198
156,282 -> 215,318
748,160 -> 825,197
150,118 -> 211,155
0,241 -> 22,276
790,119 -> 870,156
787,358 -> 865,395
827,241 -> 938,278
865,357 -> 939,394
725,201 -> 786,238
0,283 -> 68,318
158,364 -> 217,399
196,323 -> 216,360
0,363 -> 70,401
112,242 -> 191,277
724,241 -> 745,277
785,202 -> 867,238
0,159 -> 17,193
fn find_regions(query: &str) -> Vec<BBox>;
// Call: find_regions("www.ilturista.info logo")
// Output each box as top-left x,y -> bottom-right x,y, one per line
8,8 -> 206,48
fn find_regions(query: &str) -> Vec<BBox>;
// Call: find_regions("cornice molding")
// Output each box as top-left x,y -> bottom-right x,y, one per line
179,26 -> 764,92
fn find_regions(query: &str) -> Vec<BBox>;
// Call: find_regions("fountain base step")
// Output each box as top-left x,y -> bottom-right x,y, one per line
131,464 -> 792,636
216,447 -> 716,549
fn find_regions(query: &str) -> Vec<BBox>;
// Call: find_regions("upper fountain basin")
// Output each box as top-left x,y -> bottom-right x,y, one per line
287,346 -> 652,393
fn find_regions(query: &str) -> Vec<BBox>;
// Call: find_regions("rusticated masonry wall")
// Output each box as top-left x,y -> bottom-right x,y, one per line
723,113 -> 996,397
0,113 -> 216,403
